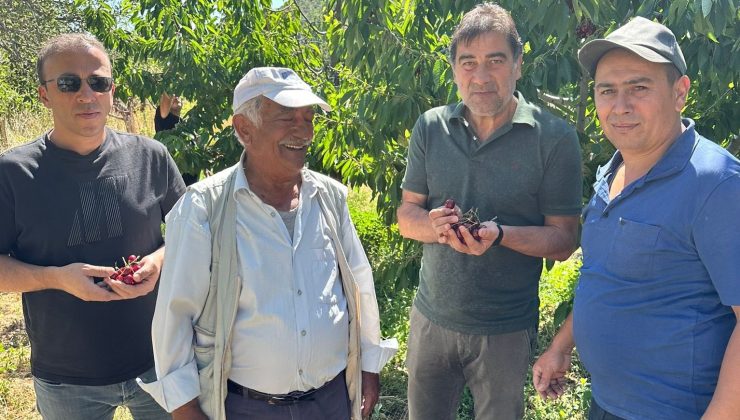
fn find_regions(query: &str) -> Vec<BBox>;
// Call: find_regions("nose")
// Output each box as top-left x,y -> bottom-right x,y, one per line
294,119 -> 314,140
76,79 -> 97,103
471,63 -> 492,84
611,91 -> 632,115
292,109 -> 315,140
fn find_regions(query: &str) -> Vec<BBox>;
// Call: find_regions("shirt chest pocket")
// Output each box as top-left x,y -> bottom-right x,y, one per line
606,218 -> 661,280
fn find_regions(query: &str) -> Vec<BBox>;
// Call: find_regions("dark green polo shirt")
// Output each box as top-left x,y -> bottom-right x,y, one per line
402,92 -> 582,335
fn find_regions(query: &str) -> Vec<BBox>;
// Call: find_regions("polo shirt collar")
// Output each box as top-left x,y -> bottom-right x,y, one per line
596,118 -> 698,185
447,91 -> 537,128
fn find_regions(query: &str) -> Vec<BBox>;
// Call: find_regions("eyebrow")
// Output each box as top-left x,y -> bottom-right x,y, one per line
595,76 -> 654,89
457,52 -> 508,62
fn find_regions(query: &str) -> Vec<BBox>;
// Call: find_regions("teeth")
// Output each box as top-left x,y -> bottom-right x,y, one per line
284,144 -> 307,150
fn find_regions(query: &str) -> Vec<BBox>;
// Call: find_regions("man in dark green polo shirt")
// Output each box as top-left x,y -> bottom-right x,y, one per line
397,3 -> 582,419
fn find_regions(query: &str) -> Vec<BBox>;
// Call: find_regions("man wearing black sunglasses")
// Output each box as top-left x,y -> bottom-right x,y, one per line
0,33 -> 185,419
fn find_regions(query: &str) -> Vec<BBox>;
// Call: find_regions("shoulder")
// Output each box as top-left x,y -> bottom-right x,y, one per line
188,164 -> 239,196
691,135 -> 740,180
105,129 -> 172,162
0,135 -> 46,173
520,98 -> 576,140
306,169 -> 348,197
415,103 -> 459,127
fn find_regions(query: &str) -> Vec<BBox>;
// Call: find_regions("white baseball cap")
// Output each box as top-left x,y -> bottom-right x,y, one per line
232,67 -> 331,113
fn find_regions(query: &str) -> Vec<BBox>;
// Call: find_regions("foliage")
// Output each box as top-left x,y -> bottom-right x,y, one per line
0,0 -> 83,105
540,256 -> 582,328
78,0 -> 325,177
0,53 -> 24,116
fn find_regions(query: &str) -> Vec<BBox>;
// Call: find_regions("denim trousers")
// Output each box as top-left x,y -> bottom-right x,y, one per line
406,306 -> 537,420
33,366 -> 170,420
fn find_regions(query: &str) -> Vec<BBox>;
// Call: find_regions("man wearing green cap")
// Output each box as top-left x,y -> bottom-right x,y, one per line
533,17 -> 740,420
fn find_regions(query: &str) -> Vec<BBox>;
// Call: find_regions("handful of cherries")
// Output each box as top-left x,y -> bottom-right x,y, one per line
444,199 -> 483,244
109,255 -> 142,285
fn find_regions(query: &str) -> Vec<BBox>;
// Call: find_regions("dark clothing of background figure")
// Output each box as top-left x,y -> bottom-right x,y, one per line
0,128 -> 186,385
154,109 -> 197,186
154,111 -> 181,134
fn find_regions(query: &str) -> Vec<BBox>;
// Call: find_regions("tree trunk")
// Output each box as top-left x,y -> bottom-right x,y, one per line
0,117 -> 9,150
124,98 -> 139,134
576,76 -> 589,134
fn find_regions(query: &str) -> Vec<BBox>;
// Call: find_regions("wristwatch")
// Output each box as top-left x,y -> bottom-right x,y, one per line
491,221 -> 504,247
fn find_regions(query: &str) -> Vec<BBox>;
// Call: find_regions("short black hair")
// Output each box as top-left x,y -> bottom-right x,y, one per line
37,33 -> 110,84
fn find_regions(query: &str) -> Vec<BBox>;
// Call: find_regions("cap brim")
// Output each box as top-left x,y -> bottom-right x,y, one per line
578,39 -> 671,78
264,88 -> 332,112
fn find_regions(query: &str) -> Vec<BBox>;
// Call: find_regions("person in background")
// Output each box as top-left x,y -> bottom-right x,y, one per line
154,92 -> 198,185
154,92 -> 182,133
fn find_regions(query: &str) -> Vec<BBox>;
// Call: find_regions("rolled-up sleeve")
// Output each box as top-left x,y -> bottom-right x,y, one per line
339,199 -> 398,373
137,190 -> 213,412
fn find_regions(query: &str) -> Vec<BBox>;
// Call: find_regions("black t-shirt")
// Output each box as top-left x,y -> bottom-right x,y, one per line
154,111 -> 181,133
0,128 -> 186,385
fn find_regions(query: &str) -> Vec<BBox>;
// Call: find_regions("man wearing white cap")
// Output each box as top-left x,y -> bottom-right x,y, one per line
139,67 -> 397,420
533,17 -> 740,420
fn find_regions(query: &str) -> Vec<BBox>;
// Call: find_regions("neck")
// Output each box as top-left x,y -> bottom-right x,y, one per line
48,128 -> 106,155
244,164 -> 302,211
610,120 -> 686,199
465,97 -> 518,141
621,120 -> 686,180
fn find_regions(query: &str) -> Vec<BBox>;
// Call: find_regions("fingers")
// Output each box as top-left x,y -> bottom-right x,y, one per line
447,225 -> 490,255
429,207 -> 458,242
80,264 -> 116,278
533,363 -> 568,400
105,277 -> 156,299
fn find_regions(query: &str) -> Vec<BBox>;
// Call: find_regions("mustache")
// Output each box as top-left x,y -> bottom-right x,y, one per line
469,83 -> 498,92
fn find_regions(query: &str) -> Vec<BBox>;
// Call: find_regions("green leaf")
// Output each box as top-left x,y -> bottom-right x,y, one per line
553,298 -> 573,329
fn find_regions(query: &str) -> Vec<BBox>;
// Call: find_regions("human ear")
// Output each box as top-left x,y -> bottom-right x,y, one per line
38,85 -> 51,108
674,75 -> 690,111
232,114 -> 253,147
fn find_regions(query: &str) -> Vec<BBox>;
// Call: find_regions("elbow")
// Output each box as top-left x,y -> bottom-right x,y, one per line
397,220 -> 413,239
396,210 -> 412,239
551,243 -> 578,261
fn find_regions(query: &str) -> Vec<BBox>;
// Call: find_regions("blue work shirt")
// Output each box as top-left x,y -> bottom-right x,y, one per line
573,119 -> 740,420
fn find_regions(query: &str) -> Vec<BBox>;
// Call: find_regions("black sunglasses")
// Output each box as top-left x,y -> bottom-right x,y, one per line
43,75 -> 114,93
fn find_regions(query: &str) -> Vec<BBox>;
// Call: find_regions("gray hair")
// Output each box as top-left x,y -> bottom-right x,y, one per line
37,33 -> 111,84
449,3 -> 523,63
233,95 -> 263,144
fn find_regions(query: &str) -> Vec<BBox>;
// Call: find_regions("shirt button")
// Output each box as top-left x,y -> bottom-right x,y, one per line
299,369 -> 303,375
301,330 -> 306,336
270,211 -> 276,217
297,289 -> 303,296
